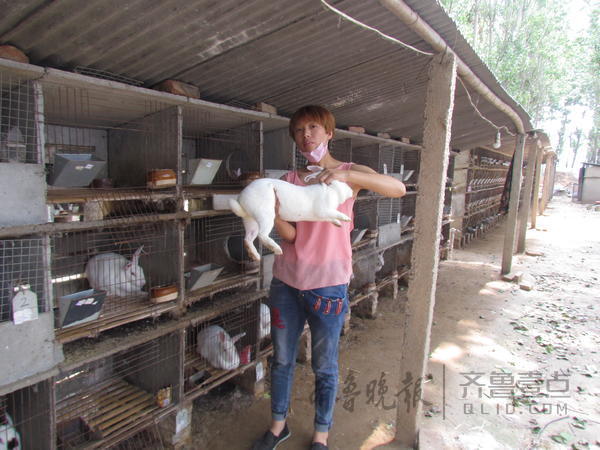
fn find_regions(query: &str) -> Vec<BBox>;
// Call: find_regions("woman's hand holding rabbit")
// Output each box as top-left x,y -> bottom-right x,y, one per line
315,168 -> 350,185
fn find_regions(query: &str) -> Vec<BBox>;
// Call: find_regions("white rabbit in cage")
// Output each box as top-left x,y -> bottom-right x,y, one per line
229,177 -> 353,261
0,412 -> 21,450
259,303 -> 270,340
85,246 -> 146,297
196,325 -> 246,370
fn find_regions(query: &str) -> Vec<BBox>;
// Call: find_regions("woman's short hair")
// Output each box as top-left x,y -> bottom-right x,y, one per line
289,105 -> 335,138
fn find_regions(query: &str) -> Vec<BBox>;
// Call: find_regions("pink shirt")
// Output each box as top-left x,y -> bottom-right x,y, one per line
272,162 -> 355,290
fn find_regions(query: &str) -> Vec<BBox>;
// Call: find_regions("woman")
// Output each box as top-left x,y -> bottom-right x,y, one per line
252,105 -> 405,450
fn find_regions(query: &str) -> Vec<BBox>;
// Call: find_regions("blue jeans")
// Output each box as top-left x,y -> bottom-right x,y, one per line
267,278 -> 348,433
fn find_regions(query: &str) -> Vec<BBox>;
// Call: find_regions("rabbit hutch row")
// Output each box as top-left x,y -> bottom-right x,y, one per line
0,59 -> 454,449
450,146 -> 514,247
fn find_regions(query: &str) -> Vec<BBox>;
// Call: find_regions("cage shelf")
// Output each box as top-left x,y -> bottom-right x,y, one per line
0,57 -> 438,449
468,165 -> 510,171
184,273 -> 260,306
56,296 -> 178,343
56,379 -> 161,445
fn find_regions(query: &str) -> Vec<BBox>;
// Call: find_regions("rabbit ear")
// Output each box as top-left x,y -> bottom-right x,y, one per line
132,245 -> 144,265
231,332 -> 246,343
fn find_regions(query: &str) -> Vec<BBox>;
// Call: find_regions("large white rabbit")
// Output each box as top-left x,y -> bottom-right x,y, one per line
85,246 -> 146,297
196,325 -> 246,371
259,303 -> 270,340
0,412 -> 21,450
229,178 -> 353,261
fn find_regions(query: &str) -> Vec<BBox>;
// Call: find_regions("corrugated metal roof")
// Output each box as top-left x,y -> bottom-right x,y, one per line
0,0 -> 534,151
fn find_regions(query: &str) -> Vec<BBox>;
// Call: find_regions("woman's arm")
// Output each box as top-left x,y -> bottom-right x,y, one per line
273,196 -> 296,243
316,164 -> 406,198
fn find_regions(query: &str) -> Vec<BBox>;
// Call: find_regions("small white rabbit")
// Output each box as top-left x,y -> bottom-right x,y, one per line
0,412 -> 21,450
229,178 -> 353,261
85,246 -> 146,297
259,303 -> 270,340
196,325 -> 246,370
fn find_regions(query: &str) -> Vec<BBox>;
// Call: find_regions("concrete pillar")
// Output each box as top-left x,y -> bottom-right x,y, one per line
501,134 -> 526,275
233,358 -> 267,397
516,144 -> 538,253
530,149 -> 543,228
385,52 -> 456,449
158,401 -> 193,449
354,283 -> 378,319
540,154 -> 554,213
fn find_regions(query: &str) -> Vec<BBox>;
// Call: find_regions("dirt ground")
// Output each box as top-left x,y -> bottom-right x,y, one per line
192,195 -> 600,450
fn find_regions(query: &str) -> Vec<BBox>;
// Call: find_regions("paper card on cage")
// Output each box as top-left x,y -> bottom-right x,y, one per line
12,285 -> 39,325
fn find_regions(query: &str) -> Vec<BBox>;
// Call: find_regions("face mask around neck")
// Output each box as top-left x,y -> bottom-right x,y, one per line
301,141 -> 328,163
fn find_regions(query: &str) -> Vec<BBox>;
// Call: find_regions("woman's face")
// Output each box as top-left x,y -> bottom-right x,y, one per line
292,118 -> 332,153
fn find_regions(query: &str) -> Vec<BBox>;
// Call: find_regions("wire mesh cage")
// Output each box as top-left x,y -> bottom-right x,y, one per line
182,106 -> 261,187
329,138 -> 352,162
377,197 -> 401,227
352,144 -> 379,172
377,196 -> 402,247
467,167 -> 507,191
184,296 -> 265,396
184,215 -> 260,305
50,221 -> 179,340
1,379 -> 53,450
106,423 -> 165,450
375,247 -> 398,280
464,186 -> 504,217
463,149 -> 510,237
352,197 -> 378,249
0,71 -> 41,164
401,148 -> 420,185
262,127 -> 294,175
55,332 -> 180,449
399,194 -> 416,232
0,237 -> 48,323
42,81 -> 180,191
379,144 -> 403,175
471,147 -> 511,168
292,143 -> 306,172
352,143 -> 404,178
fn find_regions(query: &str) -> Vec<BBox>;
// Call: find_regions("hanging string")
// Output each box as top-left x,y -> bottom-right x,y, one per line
457,77 -> 516,136
319,0 -> 434,56
320,0 -> 517,140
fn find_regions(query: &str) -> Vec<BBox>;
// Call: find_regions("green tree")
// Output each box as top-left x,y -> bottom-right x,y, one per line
585,3 -> 600,164
440,0 -> 592,128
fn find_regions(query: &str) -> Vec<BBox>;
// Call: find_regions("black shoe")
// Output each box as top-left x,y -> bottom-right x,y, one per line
310,443 -> 328,450
251,424 -> 291,450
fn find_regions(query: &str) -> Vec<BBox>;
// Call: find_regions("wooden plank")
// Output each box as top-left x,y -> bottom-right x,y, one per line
47,187 -> 176,203
56,298 -> 177,343
94,397 -> 154,433
100,404 -> 157,437
56,381 -> 130,418
88,390 -> 149,427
